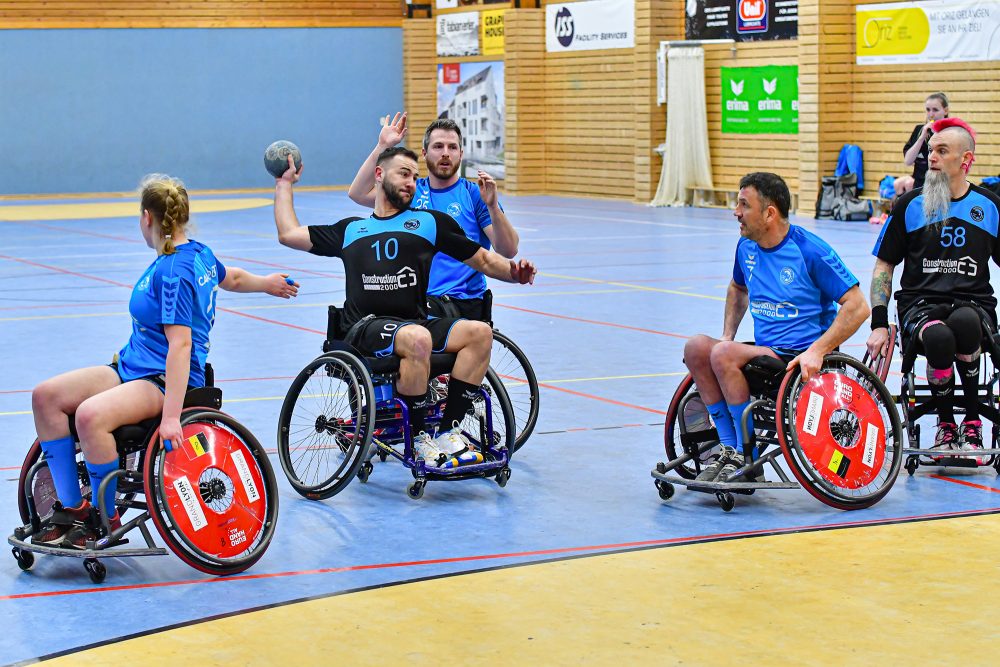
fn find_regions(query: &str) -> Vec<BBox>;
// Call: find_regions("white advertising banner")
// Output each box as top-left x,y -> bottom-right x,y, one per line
437,12 -> 480,57
436,0 -> 459,8
856,0 -> 1000,64
545,0 -> 636,52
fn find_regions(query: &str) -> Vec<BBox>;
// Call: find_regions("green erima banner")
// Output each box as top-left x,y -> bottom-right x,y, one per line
721,65 -> 798,134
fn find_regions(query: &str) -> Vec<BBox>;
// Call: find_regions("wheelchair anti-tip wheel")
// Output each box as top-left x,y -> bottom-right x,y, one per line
776,353 -> 903,510
144,409 -> 279,575
277,351 -> 376,500
663,374 -> 723,479
490,330 -> 539,452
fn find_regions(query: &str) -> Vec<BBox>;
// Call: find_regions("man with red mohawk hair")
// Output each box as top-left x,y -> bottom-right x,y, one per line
868,117 -> 1000,461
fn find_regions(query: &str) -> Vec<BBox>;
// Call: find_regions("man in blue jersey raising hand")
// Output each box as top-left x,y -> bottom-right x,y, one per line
348,112 -> 520,321
683,172 -> 870,482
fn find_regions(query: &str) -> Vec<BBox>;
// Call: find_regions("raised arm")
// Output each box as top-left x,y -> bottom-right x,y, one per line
721,280 -> 749,341
273,158 -> 313,251
220,267 -> 299,298
477,170 -> 519,257
347,112 -> 408,208
463,248 -> 536,284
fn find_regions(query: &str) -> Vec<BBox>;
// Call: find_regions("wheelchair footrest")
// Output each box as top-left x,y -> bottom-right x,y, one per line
7,534 -> 168,559
651,469 -> 799,492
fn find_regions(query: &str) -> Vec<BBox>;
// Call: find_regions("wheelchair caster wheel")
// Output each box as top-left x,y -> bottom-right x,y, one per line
496,467 -> 511,488
655,461 -> 667,474
12,547 -> 34,571
655,480 -> 674,500
357,462 -> 373,483
407,481 -> 425,499
905,456 -> 918,476
378,451 -> 388,463
84,558 -> 106,584
717,492 -> 735,512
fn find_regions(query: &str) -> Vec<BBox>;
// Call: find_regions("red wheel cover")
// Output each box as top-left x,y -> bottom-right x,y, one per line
792,372 -> 886,489
160,423 -> 268,559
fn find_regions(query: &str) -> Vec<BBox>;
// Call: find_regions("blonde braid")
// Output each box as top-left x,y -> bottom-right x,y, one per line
139,174 -> 190,255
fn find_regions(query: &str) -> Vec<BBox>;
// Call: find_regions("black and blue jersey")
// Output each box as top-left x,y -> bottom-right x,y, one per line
873,183 -> 1000,313
733,225 -> 858,351
308,208 -> 481,326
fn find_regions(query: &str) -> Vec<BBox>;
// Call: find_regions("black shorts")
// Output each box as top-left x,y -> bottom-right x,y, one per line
346,317 -> 463,358
108,354 -> 167,394
426,290 -> 493,323
761,346 -> 804,364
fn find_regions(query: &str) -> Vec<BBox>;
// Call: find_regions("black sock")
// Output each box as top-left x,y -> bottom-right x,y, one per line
441,378 -> 480,429
955,352 -> 982,422
928,368 -> 956,424
399,392 -> 428,435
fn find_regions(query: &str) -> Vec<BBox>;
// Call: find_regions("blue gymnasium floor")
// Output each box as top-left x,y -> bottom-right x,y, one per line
1,192 -> 999,665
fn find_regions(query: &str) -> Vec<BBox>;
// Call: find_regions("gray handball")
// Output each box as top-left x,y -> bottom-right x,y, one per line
264,140 -> 302,178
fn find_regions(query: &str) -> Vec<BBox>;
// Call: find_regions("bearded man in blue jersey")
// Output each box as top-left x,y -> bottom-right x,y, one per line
683,172 -> 870,482
348,113 -> 520,320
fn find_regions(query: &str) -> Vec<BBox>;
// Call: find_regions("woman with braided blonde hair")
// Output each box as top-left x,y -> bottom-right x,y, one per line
29,173 -> 299,549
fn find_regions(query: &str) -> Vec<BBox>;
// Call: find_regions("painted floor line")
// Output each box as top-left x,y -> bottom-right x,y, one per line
930,474 -> 1000,493
540,271 -> 725,301
495,303 -> 690,339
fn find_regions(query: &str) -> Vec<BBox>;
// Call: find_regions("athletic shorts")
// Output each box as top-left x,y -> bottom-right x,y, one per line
108,354 -> 167,394
346,317 -> 463,358
761,346 -> 805,364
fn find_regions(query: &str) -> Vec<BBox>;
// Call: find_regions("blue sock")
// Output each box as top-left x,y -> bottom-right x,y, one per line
727,400 -> 755,458
705,400 -> 737,448
85,460 -> 120,518
39,436 -> 83,508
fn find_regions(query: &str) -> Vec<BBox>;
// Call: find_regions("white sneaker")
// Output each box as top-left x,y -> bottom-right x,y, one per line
413,432 -> 446,466
434,424 -> 473,456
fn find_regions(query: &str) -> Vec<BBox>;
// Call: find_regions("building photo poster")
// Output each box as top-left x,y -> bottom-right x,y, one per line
437,62 -> 506,179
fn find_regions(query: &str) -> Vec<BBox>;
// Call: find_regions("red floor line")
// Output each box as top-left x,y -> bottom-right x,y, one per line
214,254 -> 344,279
494,303 -> 690,339
929,474 -> 1000,493
3,507 -> 996,601
535,381 -> 668,415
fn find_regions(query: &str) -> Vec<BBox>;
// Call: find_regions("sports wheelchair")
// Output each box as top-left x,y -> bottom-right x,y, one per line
429,290 -> 540,452
651,352 -> 903,511
9,366 -> 279,583
276,306 -> 516,500
885,301 -> 1000,475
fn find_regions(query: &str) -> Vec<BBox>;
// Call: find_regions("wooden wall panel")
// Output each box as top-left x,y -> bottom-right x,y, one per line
0,1 -> 402,28
402,19 -> 437,155
704,40 -> 800,193
505,9 -> 546,194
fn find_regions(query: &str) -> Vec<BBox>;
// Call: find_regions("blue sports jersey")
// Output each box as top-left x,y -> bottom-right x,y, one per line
411,177 -> 497,299
732,225 -> 858,351
117,241 -> 226,388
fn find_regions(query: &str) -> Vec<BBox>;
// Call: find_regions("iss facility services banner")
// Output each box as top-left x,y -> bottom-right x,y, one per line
720,65 -> 799,134
686,0 -> 799,41
856,0 -> 1000,64
545,0 -> 635,52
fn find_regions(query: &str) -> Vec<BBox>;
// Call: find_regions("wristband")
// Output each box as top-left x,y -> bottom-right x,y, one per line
870,305 -> 889,330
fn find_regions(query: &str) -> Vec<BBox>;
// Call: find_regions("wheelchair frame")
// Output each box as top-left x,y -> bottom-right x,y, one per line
889,304 -> 1000,474
276,307 -> 516,500
9,376 -> 279,583
652,352 -> 903,512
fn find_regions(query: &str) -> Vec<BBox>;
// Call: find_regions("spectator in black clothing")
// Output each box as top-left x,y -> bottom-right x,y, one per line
894,92 -> 949,196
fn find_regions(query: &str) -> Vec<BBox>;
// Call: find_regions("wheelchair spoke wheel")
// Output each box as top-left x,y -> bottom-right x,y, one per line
777,353 -> 903,510
145,409 -> 279,575
663,375 -> 722,480
491,330 -> 539,452
277,352 -> 375,500
465,367 -> 516,456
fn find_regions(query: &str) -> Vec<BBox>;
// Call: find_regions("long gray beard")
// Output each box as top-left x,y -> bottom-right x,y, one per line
922,170 -> 952,224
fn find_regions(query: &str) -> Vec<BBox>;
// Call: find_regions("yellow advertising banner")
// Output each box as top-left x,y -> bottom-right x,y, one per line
856,1 -> 1000,64
482,9 -> 505,56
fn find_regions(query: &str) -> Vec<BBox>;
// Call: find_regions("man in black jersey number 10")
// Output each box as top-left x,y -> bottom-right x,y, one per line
272,147 -> 536,467
868,117 -> 1000,462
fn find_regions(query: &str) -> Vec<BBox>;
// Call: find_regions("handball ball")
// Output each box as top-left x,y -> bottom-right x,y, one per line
264,140 -> 302,178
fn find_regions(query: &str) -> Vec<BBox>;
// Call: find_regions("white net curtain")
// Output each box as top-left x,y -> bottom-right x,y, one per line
651,46 -> 714,207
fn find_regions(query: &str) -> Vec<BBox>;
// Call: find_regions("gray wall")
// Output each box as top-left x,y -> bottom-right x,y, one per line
0,28 -> 402,194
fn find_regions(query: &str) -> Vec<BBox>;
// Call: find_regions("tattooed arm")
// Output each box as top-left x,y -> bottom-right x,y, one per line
866,259 -> 897,356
